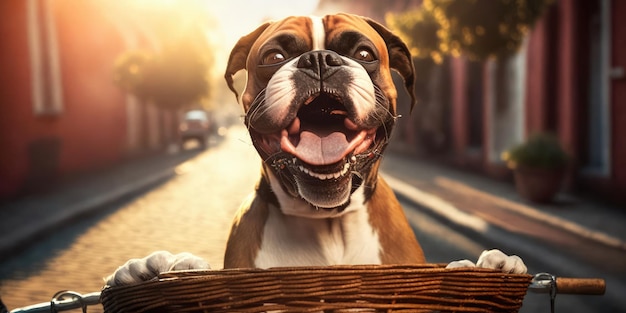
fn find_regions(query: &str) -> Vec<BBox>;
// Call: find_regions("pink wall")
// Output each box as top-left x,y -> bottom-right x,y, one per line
525,15 -> 549,134
450,57 -> 468,160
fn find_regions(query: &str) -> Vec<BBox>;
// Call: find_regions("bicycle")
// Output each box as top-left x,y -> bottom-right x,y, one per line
0,266 -> 606,313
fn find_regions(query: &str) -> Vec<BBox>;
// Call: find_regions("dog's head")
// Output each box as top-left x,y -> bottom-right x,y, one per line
225,13 -> 415,217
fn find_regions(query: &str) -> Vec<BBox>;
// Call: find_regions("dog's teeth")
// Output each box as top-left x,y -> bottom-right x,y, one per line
304,95 -> 316,105
298,163 -> 351,180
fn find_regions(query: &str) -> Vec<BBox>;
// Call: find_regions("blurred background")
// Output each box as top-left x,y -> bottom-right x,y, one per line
1,0 -> 625,312
1,0 -> 625,202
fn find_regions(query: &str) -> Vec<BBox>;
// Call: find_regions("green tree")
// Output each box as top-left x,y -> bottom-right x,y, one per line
113,50 -> 152,100
386,8 -> 444,63
141,41 -> 211,110
387,0 -> 555,60
113,37 -> 212,111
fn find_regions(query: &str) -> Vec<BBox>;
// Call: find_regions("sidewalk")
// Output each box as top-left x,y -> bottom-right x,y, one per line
380,153 -> 626,253
0,148 -> 203,261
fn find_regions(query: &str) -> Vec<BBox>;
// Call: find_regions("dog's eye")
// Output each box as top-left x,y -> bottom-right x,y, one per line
354,48 -> 375,62
262,51 -> 286,65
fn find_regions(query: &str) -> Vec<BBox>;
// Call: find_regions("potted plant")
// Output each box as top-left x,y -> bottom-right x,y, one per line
501,133 -> 569,203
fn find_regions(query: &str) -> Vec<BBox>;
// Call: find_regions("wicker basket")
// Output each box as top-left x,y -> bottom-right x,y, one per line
101,264 -> 532,313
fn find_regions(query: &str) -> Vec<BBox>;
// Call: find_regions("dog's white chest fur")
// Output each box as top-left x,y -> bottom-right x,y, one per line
254,204 -> 382,268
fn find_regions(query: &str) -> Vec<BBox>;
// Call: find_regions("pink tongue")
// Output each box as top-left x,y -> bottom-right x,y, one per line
295,131 -> 349,165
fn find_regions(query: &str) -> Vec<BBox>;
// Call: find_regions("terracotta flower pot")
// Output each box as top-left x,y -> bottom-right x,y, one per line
513,166 -> 565,203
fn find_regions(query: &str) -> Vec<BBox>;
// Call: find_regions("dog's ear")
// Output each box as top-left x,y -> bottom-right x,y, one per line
365,19 -> 416,112
224,22 -> 271,101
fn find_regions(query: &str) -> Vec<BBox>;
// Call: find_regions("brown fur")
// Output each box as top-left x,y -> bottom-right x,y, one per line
223,191 -> 269,268
368,177 -> 425,264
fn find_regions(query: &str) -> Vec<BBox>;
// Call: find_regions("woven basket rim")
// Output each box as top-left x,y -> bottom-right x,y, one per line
151,264 -> 531,281
101,263 -> 532,313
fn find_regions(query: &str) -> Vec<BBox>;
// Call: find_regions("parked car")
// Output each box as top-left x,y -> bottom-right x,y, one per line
179,110 -> 211,148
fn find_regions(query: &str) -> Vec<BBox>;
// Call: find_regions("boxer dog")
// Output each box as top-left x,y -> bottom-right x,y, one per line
106,13 -> 525,287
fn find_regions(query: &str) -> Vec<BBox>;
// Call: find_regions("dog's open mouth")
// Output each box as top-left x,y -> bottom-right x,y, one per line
251,92 -> 382,208
281,93 -> 376,165
254,92 -> 376,172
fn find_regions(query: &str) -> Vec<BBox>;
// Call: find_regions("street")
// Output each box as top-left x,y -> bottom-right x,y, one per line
0,125 -> 620,312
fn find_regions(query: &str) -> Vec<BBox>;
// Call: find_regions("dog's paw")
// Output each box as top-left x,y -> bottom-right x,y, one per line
446,249 -> 527,274
105,251 -> 210,287
476,249 -> 527,274
445,259 -> 476,269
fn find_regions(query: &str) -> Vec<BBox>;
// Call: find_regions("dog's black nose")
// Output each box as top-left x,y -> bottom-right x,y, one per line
297,50 -> 344,80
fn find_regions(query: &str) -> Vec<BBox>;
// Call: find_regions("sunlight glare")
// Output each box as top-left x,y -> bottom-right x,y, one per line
98,0 -> 321,103
209,0 -> 320,50
206,0 -> 321,92
211,0 -> 320,40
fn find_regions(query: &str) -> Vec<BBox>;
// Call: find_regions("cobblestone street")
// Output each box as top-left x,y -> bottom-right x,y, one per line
0,127 -> 261,311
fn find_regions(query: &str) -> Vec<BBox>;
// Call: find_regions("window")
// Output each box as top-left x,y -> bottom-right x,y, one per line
27,0 -> 64,115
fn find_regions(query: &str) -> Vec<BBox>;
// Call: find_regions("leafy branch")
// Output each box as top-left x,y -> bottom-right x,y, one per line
387,0 -> 555,61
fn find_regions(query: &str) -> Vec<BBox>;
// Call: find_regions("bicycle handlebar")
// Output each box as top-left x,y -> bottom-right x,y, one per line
8,291 -> 101,313
529,273 -> 606,295
554,277 -> 606,295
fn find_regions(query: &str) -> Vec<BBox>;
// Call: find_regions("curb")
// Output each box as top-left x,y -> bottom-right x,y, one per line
433,176 -> 626,252
383,174 -> 626,252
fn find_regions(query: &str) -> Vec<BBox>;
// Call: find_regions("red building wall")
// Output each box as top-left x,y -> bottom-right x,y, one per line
0,1 -> 31,197
611,0 -> 626,195
448,0 -> 626,202
0,1 -> 129,198
556,0 -> 579,158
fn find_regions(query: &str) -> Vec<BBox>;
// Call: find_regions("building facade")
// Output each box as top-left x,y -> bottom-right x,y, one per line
0,0 -> 177,199
445,0 -> 626,203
